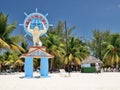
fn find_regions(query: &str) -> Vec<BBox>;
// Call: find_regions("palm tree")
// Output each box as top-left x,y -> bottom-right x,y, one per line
87,30 -> 111,60
0,51 -> 10,71
21,40 -> 28,53
14,59 -> 24,72
48,21 -> 75,38
0,38 -> 10,51
0,60 -> 3,72
45,33 -> 65,70
0,12 -> 25,53
102,33 -> 120,66
64,36 -> 90,66
0,49 -> 24,72
42,21 -> 89,70
41,21 -> 72,70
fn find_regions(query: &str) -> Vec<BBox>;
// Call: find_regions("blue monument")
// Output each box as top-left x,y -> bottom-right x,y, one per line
20,9 -> 53,78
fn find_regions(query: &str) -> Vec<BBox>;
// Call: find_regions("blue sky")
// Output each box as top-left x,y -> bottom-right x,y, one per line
1,0 -> 120,40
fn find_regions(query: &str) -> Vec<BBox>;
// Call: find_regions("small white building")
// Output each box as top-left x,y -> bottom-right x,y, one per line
81,56 -> 102,73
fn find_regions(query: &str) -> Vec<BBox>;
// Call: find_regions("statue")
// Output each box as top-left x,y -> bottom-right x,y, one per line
27,22 -> 47,46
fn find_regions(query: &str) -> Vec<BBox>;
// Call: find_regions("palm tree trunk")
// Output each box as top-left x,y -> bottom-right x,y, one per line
50,58 -> 54,72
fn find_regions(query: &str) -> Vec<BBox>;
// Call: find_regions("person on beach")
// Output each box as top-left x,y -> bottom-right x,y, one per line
95,63 -> 99,74
68,63 -> 72,76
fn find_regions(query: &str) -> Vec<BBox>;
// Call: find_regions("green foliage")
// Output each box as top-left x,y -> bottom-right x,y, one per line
88,30 -> 120,67
64,36 -> 90,65
103,33 -> 120,66
33,58 -> 39,70
87,30 -> 111,60
4,12 -> 120,70
0,12 -> 25,53
45,33 -> 65,69
41,21 -> 90,69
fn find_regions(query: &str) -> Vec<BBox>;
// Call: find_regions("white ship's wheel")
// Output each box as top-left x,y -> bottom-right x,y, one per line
20,8 -> 49,36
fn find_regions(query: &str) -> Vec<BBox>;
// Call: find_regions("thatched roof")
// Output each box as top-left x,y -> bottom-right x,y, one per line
81,56 -> 102,64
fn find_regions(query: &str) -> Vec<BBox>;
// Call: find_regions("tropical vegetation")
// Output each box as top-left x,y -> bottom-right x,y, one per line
87,30 -> 120,67
0,13 -> 26,72
0,12 -> 120,73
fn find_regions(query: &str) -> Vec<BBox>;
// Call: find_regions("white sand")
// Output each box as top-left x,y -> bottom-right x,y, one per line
0,72 -> 120,90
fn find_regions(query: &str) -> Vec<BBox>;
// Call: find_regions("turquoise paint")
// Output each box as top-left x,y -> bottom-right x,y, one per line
40,58 -> 49,77
25,57 -> 33,78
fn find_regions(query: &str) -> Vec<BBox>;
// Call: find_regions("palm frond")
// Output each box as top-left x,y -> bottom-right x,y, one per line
0,38 -> 10,50
75,57 -> 81,65
14,44 -> 26,53
0,13 -> 8,36
10,44 -> 20,53
3,22 -> 16,37
10,35 -> 24,43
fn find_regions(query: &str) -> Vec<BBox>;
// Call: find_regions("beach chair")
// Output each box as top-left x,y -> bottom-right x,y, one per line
59,69 -> 68,77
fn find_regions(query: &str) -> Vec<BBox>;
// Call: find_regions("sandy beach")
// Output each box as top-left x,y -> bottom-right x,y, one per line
0,72 -> 120,90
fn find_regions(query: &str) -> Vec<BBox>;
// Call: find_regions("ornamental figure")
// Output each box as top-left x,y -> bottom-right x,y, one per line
27,22 -> 47,46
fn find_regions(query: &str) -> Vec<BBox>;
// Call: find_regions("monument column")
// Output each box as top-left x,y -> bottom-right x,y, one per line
40,58 -> 49,77
24,57 -> 33,78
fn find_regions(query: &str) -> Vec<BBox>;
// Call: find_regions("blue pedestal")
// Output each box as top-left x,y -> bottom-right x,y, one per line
25,57 -> 33,78
40,58 -> 49,77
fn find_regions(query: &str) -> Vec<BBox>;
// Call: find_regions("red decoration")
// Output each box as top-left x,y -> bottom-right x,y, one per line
26,21 -> 29,25
35,14 -> 39,18
40,16 -> 43,19
42,19 -> 46,23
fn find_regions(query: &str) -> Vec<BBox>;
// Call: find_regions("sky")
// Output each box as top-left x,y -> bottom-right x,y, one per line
1,0 -> 120,40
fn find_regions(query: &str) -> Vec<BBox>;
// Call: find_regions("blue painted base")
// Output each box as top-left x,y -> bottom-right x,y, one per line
41,75 -> 51,78
24,57 -> 33,78
24,76 -> 33,78
20,75 -> 51,79
40,58 -> 49,77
